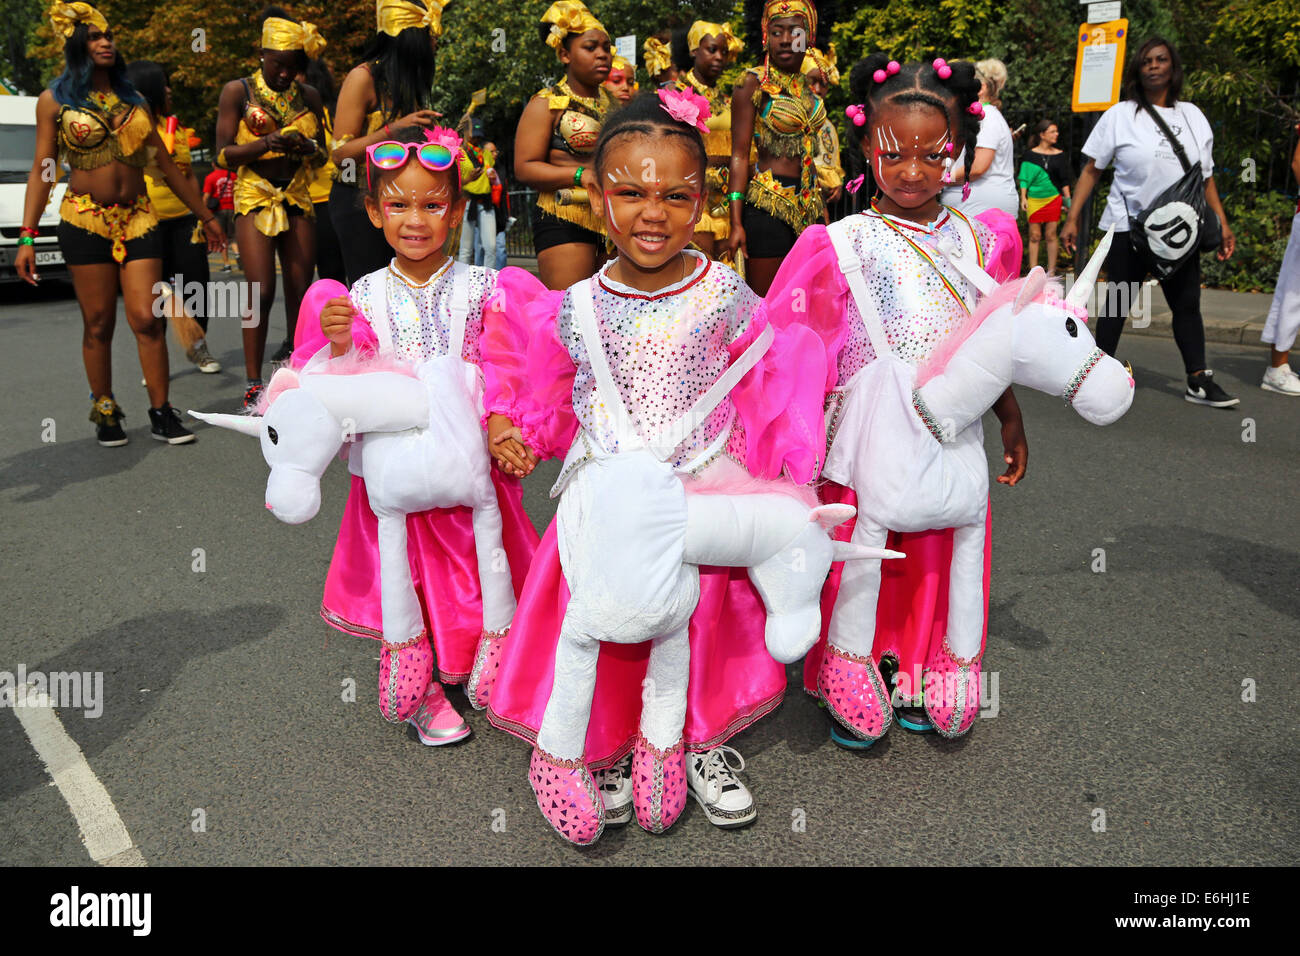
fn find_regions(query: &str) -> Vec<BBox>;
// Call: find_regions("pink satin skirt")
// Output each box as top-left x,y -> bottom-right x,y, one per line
487,519 -> 787,771
802,482 -> 993,701
321,472 -> 541,683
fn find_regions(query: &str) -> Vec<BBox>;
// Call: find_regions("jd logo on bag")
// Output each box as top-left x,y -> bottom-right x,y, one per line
1144,200 -> 1198,259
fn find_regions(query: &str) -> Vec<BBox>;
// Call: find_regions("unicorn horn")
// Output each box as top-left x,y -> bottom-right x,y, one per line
189,410 -> 262,437
833,542 -> 906,562
1066,226 -> 1115,309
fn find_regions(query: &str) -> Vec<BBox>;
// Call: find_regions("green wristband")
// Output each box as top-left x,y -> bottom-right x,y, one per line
17,236 -> 35,246
573,166 -> 585,186
727,191 -> 745,202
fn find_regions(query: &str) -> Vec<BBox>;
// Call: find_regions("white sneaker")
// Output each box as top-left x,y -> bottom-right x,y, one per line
686,746 -> 756,829
594,755 -> 633,827
1261,364 -> 1300,396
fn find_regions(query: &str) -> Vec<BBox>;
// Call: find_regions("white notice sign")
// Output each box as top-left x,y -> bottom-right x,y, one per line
1078,42 -> 1118,103
615,34 -> 636,65
1088,2 -> 1121,21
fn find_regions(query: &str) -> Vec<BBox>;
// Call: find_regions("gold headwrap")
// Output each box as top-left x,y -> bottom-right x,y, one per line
687,21 -> 742,58
49,2 -> 107,38
761,0 -> 816,42
609,55 -> 631,77
261,16 -> 327,58
540,1 -> 605,52
800,45 -> 838,85
376,0 -> 449,38
643,37 -> 672,77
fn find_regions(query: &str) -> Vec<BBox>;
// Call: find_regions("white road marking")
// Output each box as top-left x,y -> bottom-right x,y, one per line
12,685 -> 147,866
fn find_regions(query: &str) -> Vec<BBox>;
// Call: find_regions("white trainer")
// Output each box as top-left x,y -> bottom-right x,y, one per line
1261,364 -> 1300,396
594,755 -> 633,827
686,746 -> 756,829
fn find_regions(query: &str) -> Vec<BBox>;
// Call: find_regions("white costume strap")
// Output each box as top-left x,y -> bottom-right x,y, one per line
367,266 -> 395,354
571,278 -> 775,463
571,279 -> 645,451
826,219 -> 893,361
932,210 -> 997,300
448,261 -> 470,360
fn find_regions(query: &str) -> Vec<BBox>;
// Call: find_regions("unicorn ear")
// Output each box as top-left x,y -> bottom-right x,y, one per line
1013,267 -> 1048,314
189,410 -> 263,437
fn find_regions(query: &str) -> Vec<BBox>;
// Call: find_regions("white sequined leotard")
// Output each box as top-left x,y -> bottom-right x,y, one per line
553,250 -> 757,490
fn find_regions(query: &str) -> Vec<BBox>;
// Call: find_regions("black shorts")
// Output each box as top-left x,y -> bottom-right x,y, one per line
56,217 -> 163,266
532,206 -> 601,253
741,192 -> 799,259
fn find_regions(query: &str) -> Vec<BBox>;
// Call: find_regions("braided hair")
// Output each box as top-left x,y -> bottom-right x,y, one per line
846,54 -> 982,195
591,91 -> 707,181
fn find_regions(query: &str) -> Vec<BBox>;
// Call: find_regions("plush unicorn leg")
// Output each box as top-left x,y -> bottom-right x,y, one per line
373,511 -> 435,723
924,517 -> 986,739
820,515 -> 895,744
682,494 -> 882,664
465,497 -> 516,710
632,627 -> 691,834
531,623 -> 605,845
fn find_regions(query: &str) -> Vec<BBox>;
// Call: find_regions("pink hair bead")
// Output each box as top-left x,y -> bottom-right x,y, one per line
853,112 -> 865,126
873,68 -> 887,83
932,57 -> 947,69
887,60 -> 901,75
937,64 -> 952,79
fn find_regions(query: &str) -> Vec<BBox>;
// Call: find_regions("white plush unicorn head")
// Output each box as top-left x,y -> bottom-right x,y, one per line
190,359 -> 429,524
916,230 -> 1134,428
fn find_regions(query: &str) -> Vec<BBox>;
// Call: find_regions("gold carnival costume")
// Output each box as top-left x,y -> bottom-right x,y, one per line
220,19 -> 326,237
677,21 -> 744,240
802,46 -> 844,192
745,0 -> 825,233
643,37 -> 673,82
536,2 -> 612,236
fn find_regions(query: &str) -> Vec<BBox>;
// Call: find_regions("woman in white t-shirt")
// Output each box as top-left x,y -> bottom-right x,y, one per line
1063,37 -> 1238,408
941,58 -> 1017,217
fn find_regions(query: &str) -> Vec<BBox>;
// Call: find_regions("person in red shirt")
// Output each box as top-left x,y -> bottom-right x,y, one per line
202,167 -> 238,270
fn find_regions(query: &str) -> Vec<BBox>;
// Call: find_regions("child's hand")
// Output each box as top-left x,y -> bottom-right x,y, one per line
487,413 -> 537,477
997,416 -> 1028,486
321,295 -> 356,355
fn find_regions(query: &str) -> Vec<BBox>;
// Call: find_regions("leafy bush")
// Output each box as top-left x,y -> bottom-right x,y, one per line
1201,189 -> 1296,292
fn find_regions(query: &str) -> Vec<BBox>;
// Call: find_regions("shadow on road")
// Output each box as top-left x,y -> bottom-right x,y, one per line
1,602 -> 284,802
0,428 -> 169,502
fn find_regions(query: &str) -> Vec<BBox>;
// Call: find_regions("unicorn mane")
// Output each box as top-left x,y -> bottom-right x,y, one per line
253,350 -> 419,415
914,276 -> 1065,387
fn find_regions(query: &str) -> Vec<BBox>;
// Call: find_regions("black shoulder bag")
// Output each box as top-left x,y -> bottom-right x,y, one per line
1124,102 -> 1221,278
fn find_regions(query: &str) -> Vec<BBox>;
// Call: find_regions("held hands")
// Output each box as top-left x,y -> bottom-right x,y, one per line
320,295 -> 357,355
202,218 -> 227,253
487,413 -> 537,478
997,416 -> 1028,486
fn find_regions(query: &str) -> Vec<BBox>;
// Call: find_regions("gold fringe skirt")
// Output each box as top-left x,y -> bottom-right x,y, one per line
59,191 -> 158,264
537,189 -> 606,237
746,168 -> 823,234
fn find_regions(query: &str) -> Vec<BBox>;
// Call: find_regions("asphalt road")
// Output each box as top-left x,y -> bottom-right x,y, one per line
1,278 -> 1296,866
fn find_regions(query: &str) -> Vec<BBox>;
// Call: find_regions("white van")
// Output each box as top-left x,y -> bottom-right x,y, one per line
0,95 -> 68,283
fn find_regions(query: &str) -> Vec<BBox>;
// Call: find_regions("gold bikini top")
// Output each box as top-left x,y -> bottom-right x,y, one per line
678,70 -> 732,158
748,67 -> 825,159
539,79 -> 613,156
57,91 -> 153,170
235,72 -> 319,160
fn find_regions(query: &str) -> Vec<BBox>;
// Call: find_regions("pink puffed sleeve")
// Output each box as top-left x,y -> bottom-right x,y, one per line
974,209 -> 1023,283
289,278 -> 379,368
729,313 -> 829,485
479,267 -> 577,460
761,224 -> 852,394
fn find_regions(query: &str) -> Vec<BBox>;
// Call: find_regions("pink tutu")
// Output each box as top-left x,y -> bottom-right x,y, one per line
321,471 -> 540,683
488,519 -> 787,770
802,482 -> 993,702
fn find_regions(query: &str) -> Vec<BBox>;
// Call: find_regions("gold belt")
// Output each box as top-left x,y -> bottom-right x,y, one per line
59,191 -> 157,263
233,166 -> 314,236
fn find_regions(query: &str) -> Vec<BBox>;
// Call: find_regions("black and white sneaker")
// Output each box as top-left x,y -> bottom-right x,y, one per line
1185,370 -> 1239,408
91,396 -> 128,447
148,403 -> 196,444
271,339 -> 293,364
686,746 -> 756,829
593,755 -> 633,827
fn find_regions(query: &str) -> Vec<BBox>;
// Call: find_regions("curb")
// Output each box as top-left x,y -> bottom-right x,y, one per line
1126,314 -> 1270,348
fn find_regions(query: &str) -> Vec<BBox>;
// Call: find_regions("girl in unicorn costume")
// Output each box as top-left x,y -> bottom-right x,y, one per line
483,91 -> 896,844
766,55 -> 1134,746
194,124 -> 544,745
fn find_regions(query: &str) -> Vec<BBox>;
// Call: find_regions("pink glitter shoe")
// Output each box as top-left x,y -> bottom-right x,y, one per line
465,626 -> 508,712
817,643 -> 893,744
377,633 -> 433,724
529,748 -> 605,846
632,735 -> 687,835
407,681 -> 471,746
923,638 -> 982,739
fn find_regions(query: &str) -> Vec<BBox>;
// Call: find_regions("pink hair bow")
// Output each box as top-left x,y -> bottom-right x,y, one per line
423,126 -> 464,152
845,174 -> 865,194
657,88 -> 712,134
